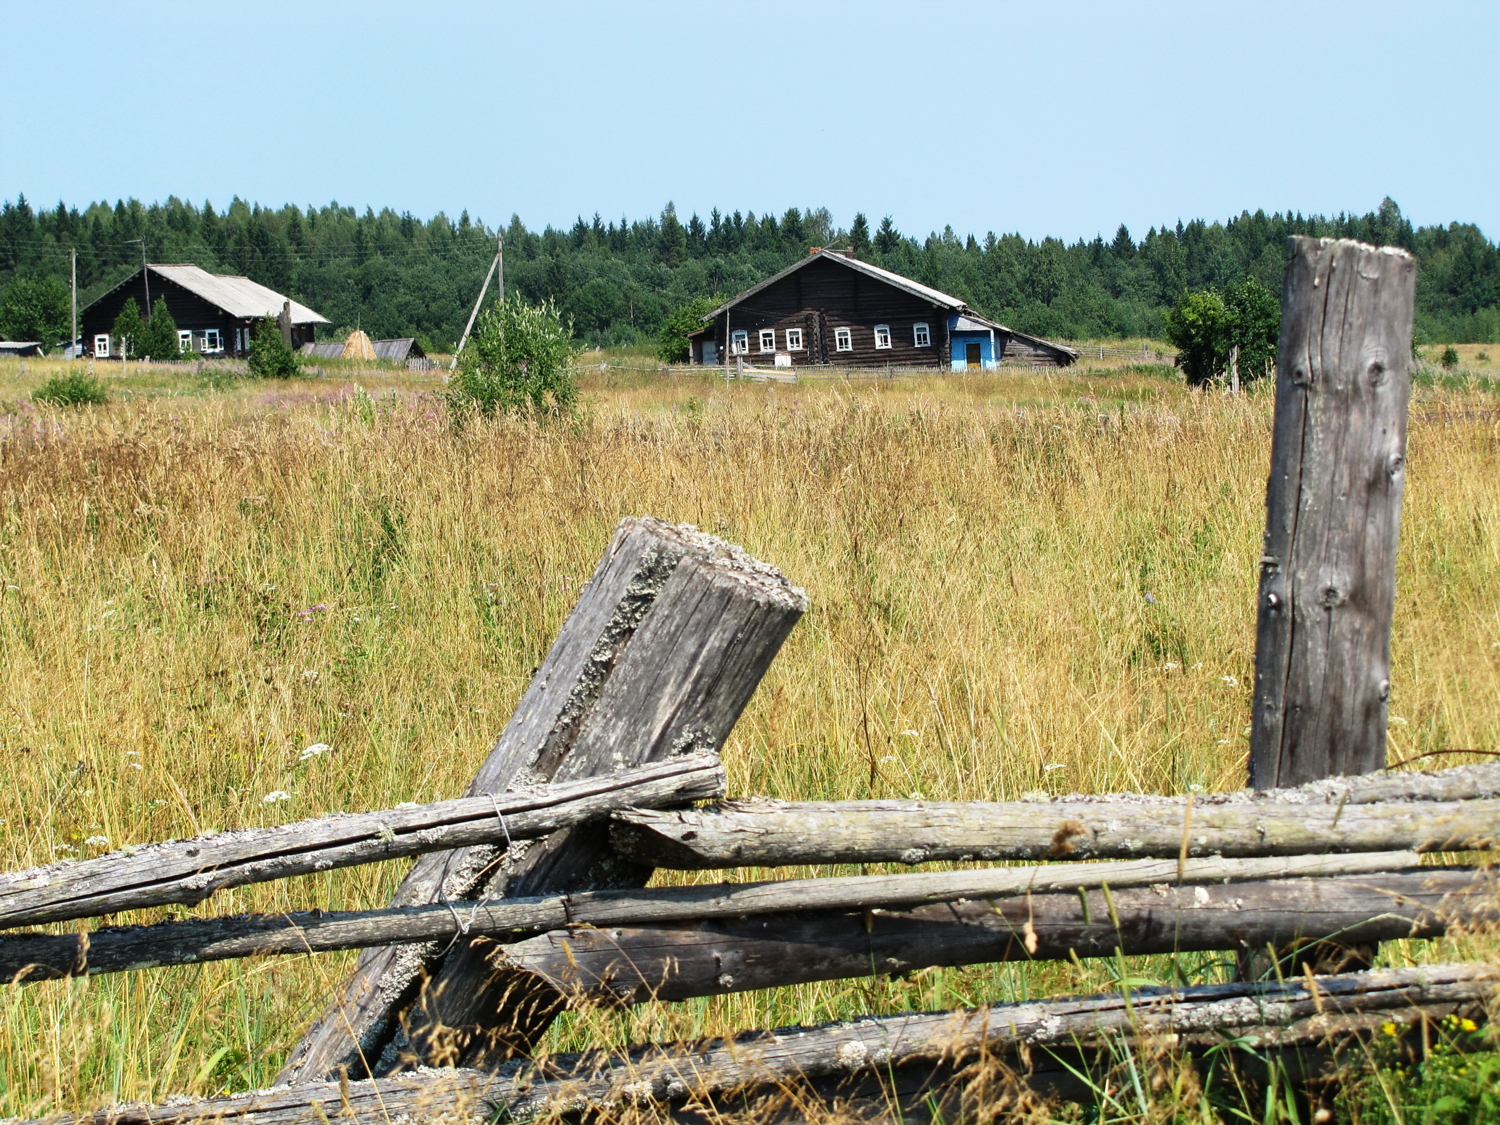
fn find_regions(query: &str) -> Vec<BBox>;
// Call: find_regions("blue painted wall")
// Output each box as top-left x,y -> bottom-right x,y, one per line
950,332 -> 995,370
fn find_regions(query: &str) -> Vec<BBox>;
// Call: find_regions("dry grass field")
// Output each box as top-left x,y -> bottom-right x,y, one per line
1,354 -> 1498,1120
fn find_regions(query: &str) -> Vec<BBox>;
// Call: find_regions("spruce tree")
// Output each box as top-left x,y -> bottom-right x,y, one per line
849,213 -> 871,257
135,297 -> 182,360
111,297 -> 145,359
247,315 -> 301,378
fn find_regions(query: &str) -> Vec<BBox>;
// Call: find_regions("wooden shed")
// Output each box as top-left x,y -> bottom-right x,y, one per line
687,249 -> 1078,370
80,265 -> 329,359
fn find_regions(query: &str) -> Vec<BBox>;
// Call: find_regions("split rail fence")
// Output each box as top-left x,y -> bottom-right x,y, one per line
3,237 -> 1497,1124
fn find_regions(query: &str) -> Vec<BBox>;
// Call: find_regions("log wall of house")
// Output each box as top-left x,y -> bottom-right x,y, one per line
714,257 -> 948,369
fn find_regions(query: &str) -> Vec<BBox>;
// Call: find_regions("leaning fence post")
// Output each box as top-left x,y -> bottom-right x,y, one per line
1249,236 -> 1416,790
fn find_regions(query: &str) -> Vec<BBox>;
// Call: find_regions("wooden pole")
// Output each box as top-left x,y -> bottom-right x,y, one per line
279,518 -> 806,1082
613,793 -> 1500,868
0,852 -> 1420,982
31,962 -> 1498,1125
0,754 -> 725,929
1250,238 -> 1417,789
497,868 -> 1490,1004
449,232 -> 502,373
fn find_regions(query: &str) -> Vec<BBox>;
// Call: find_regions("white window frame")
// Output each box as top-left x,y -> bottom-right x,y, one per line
730,329 -> 749,355
178,330 -> 193,353
913,322 -> 931,347
203,329 -> 222,353
94,334 -> 110,358
834,326 -> 853,352
759,328 -> 776,353
785,327 -> 804,351
873,324 -> 892,350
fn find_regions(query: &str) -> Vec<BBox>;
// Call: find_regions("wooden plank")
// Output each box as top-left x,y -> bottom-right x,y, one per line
1251,237 -> 1418,788
0,852 -> 1413,982
612,790 -> 1500,869
0,755 -> 724,929
282,519 -> 808,1081
498,868 -> 1493,1003
32,963 -> 1498,1125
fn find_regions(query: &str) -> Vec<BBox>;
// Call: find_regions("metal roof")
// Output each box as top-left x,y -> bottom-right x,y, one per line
147,265 -> 330,324
300,342 -> 346,358
373,338 -> 420,361
703,249 -> 968,321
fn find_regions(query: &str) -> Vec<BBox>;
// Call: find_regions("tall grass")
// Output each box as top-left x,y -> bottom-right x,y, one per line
1,361 -> 1498,1118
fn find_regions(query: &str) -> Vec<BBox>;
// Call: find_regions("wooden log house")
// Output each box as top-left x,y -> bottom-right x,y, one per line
687,248 -> 1079,370
80,264 -> 329,359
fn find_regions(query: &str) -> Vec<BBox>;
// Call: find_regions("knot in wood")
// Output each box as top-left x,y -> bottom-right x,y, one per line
1367,360 -> 1388,387
1318,585 -> 1346,609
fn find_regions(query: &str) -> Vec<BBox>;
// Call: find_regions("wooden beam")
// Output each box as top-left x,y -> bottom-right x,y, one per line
498,868 -> 1494,1003
0,852 -> 1413,982
30,963 -> 1498,1125
281,518 -> 807,1081
611,791 -> 1500,869
0,755 -> 725,929
1251,237 -> 1417,788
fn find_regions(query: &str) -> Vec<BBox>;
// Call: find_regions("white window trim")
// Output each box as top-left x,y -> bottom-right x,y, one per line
178,330 -> 193,352
873,323 -> 892,350
203,329 -> 222,352
94,334 -> 110,358
834,326 -> 853,352
785,327 -> 804,351
913,322 -> 930,347
730,329 -> 749,355
758,329 -> 776,353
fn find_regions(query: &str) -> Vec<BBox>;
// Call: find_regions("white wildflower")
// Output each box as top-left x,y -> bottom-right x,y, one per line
1221,675 -> 1238,687
84,835 -> 110,849
299,743 -> 331,761
262,790 -> 293,804
1044,763 -> 1067,771
1162,662 -> 1179,671
900,729 -> 920,737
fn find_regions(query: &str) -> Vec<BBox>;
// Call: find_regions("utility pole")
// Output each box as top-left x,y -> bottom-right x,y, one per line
124,239 -> 149,316
450,231 -> 503,372
70,248 -> 77,359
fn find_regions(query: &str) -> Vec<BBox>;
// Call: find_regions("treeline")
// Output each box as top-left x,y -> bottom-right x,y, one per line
1,194 -> 1497,349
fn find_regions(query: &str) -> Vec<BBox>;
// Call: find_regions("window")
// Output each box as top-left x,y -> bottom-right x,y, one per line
913,322 -> 930,347
730,329 -> 749,355
834,326 -> 853,352
178,330 -> 193,354
203,329 -> 222,352
94,334 -> 110,358
785,327 -> 804,351
759,329 -> 776,353
874,324 -> 892,349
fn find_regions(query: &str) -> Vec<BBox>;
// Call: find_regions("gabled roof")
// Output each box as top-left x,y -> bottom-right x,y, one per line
703,249 -> 967,320
148,265 -> 329,324
84,265 -> 329,325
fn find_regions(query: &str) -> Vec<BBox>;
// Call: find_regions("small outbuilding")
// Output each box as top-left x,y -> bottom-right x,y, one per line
0,341 -> 43,358
80,264 -> 329,359
686,249 -> 1078,370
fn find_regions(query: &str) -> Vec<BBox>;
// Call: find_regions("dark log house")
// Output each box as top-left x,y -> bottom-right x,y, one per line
80,265 -> 329,359
687,249 -> 1078,370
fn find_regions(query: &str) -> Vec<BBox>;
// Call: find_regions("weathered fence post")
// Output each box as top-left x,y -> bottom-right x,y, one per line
1249,237 -> 1417,790
278,516 -> 806,1081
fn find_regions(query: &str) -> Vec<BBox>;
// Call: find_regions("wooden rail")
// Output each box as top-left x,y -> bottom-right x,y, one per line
24,962 -> 1497,1125
0,851 -> 1415,982
0,755 -> 724,929
613,773 -> 1500,868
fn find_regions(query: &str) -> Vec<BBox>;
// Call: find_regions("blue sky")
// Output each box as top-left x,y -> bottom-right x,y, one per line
4,0 -> 1497,243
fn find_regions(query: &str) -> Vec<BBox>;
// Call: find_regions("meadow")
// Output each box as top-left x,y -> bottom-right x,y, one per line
0,352 -> 1498,1121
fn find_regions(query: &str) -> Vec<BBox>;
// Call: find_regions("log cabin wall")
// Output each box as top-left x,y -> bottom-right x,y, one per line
714,257 -> 948,369
80,274 -> 240,358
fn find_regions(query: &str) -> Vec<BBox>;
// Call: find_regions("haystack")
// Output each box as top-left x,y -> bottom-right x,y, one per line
342,329 -> 377,361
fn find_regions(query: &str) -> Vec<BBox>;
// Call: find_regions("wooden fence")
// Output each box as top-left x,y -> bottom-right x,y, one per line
5,237 -> 1497,1124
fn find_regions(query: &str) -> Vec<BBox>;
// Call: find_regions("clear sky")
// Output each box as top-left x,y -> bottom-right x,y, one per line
4,0 -> 1497,243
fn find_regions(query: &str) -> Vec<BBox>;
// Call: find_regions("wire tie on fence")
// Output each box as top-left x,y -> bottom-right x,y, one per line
487,792 -> 515,850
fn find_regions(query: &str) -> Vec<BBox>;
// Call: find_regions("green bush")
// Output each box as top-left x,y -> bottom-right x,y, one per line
32,371 -> 109,407
0,274 -> 70,350
247,315 -> 301,379
657,294 -> 723,363
1440,345 -> 1461,369
1163,278 -> 1281,387
445,297 -> 577,421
